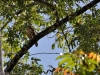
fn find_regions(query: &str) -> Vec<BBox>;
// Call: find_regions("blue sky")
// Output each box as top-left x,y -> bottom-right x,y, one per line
29,34 -> 62,74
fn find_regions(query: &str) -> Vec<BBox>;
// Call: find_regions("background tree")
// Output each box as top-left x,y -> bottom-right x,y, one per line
0,0 -> 100,75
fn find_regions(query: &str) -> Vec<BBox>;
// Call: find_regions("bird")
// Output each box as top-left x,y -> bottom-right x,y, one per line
25,25 -> 38,47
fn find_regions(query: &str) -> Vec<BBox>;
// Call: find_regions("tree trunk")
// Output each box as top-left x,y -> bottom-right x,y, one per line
0,32 -> 5,75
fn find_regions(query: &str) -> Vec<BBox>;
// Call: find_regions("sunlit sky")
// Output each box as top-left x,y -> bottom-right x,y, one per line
29,34 -> 62,74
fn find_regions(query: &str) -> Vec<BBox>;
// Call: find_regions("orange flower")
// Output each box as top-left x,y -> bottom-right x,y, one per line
64,70 -> 74,75
54,67 -> 60,72
88,52 -> 94,58
64,69 -> 69,75
92,53 -> 97,60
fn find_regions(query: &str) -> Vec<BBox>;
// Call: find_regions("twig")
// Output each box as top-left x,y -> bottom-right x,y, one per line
60,26 -> 71,52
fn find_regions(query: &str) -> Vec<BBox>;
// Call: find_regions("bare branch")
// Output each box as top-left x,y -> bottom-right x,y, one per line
4,0 -> 100,73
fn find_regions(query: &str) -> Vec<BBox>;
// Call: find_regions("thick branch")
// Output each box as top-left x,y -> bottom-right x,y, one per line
4,0 -> 100,73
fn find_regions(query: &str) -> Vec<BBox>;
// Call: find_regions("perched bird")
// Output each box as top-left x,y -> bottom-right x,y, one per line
26,25 -> 38,47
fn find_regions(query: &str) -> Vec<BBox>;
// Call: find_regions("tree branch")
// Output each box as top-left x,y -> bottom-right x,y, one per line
15,2 -> 36,15
1,0 -> 59,31
4,0 -> 100,73
0,2 -> 36,31
33,0 -> 59,22
60,26 -> 71,52
0,21 -> 10,31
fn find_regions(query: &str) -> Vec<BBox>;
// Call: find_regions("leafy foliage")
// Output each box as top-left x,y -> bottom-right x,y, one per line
0,0 -> 100,75
56,50 -> 100,75
8,57 -> 43,75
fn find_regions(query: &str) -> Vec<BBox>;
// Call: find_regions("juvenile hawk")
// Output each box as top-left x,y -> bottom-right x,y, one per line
26,25 -> 38,47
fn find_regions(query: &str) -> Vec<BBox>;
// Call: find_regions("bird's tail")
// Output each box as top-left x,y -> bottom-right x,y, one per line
35,42 -> 38,47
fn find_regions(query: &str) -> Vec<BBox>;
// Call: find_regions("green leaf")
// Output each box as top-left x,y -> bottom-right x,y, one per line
64,60 -> 74,69
69,63 -> 76,71
58,57 -> 72,66
88,59 -> 98,65
52,43 -> 55,50
56,53 -> 71,60
86,64 -> 95,72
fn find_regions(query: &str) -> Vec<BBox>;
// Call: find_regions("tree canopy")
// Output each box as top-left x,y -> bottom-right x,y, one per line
0,0 -> 100,75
